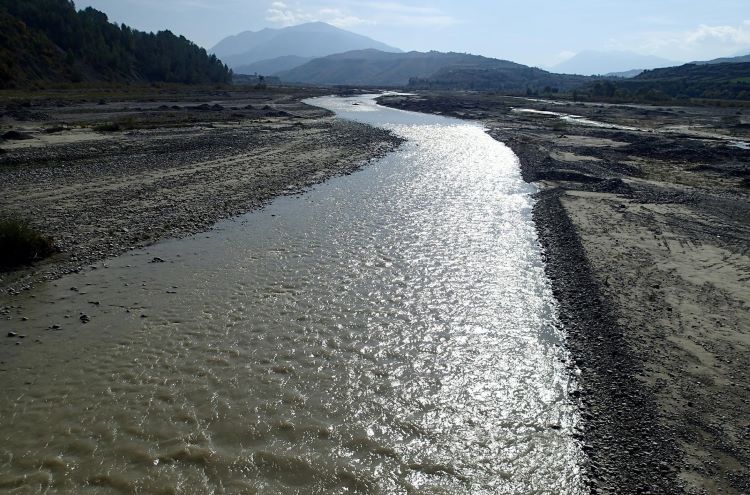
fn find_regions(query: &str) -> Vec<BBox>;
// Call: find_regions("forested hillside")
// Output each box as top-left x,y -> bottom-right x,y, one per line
277,50 -> 529,86
409,66 -> 591,92
0,0 -> 231,87
577,62 -> 750,101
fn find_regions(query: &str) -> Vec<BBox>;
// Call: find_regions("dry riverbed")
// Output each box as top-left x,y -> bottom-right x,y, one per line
0,87 -> 402,292
380,93 -> 750,494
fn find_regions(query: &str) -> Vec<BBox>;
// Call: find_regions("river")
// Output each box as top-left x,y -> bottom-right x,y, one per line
0,95 -> 584,494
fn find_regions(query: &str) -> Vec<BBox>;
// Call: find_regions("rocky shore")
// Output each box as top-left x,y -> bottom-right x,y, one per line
0,88 -> 403,292
379,93 -> 750,494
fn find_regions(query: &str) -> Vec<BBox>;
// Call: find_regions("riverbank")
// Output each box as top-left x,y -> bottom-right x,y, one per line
379,93 -> 750,494
0,88 -> 403,292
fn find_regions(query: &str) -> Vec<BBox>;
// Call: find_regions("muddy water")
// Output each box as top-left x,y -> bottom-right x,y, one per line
0,95 -> 584,494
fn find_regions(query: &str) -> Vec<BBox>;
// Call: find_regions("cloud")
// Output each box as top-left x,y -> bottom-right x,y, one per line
363,1 -> 458,26
319,8 -> 373,28
610,20 -> 750,59
265,1 -> 458,29
683,23 -> 750,45
266,1 -> 313,26
552,50 -> 577,64
364,2 -> 441,15
265,1 -> 371,28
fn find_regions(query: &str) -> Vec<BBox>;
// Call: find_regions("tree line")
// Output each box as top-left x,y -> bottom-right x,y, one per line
0,0 -> 231,86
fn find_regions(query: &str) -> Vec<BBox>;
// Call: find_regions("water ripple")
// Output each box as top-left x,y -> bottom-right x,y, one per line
0,95 -> 584,494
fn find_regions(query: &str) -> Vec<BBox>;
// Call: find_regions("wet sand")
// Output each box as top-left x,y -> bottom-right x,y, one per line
379,93 -> 750,494
0,88 -> 402,292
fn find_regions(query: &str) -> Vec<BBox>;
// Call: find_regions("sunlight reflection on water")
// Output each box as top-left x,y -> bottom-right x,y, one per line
0,95 -> 584,494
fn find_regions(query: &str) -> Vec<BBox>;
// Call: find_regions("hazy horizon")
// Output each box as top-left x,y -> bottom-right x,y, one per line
76,1 -> 750,67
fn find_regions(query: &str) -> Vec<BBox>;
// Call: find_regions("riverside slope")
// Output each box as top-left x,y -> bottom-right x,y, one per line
378,93 -> 750,494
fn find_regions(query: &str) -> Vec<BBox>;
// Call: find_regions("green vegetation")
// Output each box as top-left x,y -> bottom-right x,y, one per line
0,0 -> 232,88
550,120 -> 568,132
93,120 -> 132,132
407,61 -> 750,103
576,63 -> 750,102
409,66 -> 591,93
0,218 -> 55,270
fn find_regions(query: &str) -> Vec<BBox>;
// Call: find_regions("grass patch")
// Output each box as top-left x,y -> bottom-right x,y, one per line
93,122 -> 123,132
550,120 -> 568,132
0,218 -> 56,270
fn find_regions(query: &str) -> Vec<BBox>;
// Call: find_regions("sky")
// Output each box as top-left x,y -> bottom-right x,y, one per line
76,0 -> 750,67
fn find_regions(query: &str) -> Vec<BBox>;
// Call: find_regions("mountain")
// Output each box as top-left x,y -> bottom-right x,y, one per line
212,22 -> 401,71
0,0 -> 231,88
276,49 -> 591,91
234,55 -> 313,76
694,53 -> 750,65
553,50 -> 678,76
277,49 -> 522,86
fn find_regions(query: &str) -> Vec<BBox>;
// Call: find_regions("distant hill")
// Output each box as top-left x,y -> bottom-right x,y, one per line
553,50 -> 678,76
0,0 -> 231,88
212,22 -> 401,71
410,66 -> 591,92
277,49 -> 529,86
605,69 -> 644,79
579,62 -> 750,101
235,55 -> 313,76
694,53 -> 750,65
276,49 -> 592,92
636,62 -> 750,82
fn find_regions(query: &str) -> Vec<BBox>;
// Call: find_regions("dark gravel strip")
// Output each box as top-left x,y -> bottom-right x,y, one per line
529,184 -> 684,494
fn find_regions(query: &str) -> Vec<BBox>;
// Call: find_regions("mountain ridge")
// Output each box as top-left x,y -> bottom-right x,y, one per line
235,55 -> 313,76
694,53 -> 750,65
276,49 -> 523,86
276,49 -> 591,91
212,22 -> 401,72
553,50 -> 679,76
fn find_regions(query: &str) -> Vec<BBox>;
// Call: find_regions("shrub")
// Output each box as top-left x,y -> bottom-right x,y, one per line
93,117 -> 137,132
0,218 -> 56,270
551,120 -> 568,132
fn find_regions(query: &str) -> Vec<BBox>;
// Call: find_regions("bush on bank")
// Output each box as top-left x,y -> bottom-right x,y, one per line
0,218 -> 55,270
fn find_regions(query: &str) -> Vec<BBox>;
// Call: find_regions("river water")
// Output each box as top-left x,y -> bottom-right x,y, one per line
0,95 -> 584,494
